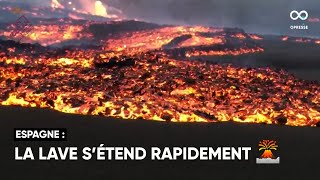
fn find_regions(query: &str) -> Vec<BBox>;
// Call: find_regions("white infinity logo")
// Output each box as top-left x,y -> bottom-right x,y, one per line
290,10 -> 308,20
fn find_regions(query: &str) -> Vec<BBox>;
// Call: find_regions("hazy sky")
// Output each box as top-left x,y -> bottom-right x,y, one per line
106,0 -> 320,37
7,0 -> 320,37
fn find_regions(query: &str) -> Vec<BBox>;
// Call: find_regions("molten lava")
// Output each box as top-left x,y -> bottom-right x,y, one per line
104,26 -> 224,52
51,0 -> 65,9
103,25 -> 264,57
0,17 -> 319,126
2,22 -> 92,46
0,46 -> 319,126
94,1 -> 107,17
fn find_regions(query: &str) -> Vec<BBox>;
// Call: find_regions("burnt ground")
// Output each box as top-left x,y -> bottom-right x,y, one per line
194,38 -> 320,81
1,105 -> 319,180
257,39 -> 320,81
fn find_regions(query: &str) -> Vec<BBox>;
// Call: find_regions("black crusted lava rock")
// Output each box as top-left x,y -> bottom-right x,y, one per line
161,113 -> 173,122
194,110 -> 217,121
276,115 -> 288,125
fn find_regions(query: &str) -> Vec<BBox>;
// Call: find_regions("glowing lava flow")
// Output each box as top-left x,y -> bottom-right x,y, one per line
0,16 -> 318,126
185,47 -> 264,57
104,26 -> 224,52
95,1 -> 107,17
0,50 -> 319,126
2,22 -> 91,46
103,25 -> 264,57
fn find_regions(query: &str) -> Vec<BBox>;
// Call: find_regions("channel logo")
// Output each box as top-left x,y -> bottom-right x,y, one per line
289,10 -> 309,30
290,10 -> 308,21
256,140 -> 280,164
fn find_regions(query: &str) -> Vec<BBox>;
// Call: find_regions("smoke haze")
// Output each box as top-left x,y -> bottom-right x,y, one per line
6,0 -> 320,37
106,0 -> 320,37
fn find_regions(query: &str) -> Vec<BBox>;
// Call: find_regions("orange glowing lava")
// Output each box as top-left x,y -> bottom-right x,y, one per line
105,26 -> 224,52
0,49 -> 319,126
0,19 -> 319,126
